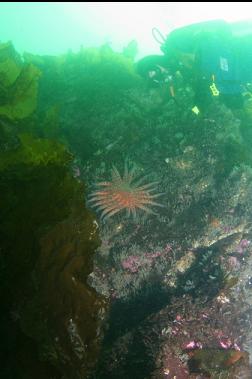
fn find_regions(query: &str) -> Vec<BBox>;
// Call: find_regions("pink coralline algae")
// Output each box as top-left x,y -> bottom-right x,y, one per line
213,330 -> 241,350
218,339 -> 241,350
154,350 -> 189,379
121,256 -> 142,273
121,252 -> 162,273
219,339 -> 233,349
164,243 -> 173,253
175,314 -> 183,322
147,252 -> 162,259
182,341 -> 203,350
227,256 -> 240,270
235,239 -> 251,254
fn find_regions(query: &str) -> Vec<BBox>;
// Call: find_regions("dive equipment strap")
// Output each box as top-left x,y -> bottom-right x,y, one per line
210,75 -> 220,96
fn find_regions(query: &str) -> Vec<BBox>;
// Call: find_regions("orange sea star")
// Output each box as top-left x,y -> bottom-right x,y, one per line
88,164 -> 164,220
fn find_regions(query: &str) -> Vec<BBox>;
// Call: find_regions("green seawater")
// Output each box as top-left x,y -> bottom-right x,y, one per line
1,3 -> 252,379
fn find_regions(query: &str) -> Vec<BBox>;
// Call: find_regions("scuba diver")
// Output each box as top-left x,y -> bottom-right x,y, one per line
137,19 -> 252,114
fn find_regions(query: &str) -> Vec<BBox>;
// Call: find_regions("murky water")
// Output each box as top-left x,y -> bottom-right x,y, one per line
1,3 -> 252,378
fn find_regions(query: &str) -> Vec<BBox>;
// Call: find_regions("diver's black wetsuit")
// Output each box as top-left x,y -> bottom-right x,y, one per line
138,20 -> 252,111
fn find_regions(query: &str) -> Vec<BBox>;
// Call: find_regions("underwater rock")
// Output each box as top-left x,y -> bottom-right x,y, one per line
2,35 -> 252,379
163,251 -> 195,288
151,349 -> 189,379
188,348 -> 250,377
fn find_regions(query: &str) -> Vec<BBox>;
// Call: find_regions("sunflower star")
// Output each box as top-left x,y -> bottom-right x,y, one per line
88,164 -> 164,220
